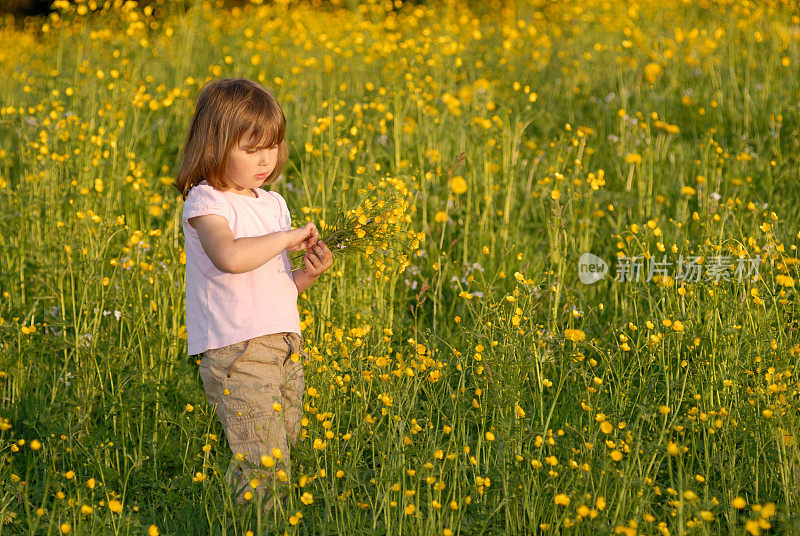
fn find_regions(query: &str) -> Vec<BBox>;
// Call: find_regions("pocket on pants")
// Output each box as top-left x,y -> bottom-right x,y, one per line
222,364 -> 291,469
200,340 -> 254,414
224,393 -> 283,446
205,340 -> 253,380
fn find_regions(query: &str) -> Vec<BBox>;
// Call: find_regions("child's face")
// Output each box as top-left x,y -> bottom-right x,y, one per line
223,134 -> 279,194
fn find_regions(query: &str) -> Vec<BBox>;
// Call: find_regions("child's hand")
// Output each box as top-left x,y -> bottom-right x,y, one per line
286,222 -> 319,252
302,241 -> 333,278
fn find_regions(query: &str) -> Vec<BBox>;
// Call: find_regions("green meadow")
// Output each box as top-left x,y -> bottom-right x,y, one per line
0,0 -> 799,534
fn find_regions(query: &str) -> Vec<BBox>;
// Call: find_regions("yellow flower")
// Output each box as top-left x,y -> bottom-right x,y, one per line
624,153 -> 642,165
588,171 -> 606,190
30,439 -> 42,450
405,503 -> 416,515
108,499 -> 123,513
550,189 -> 561,200
450,176 -> 468,195
564,329 -> 586,342
60,523 -> 72,534
744,520 -> 761,535
600,421 -> 614,434
148,526 -> 160,536
434,211 -> 448,223
681,186 -> 697,195
732,496 -> 746,509
554,493 -> 571,506
485,431 -> 495,441
655,120 -> 681,134
515,405 -> 526,418
644,62 -> 663,83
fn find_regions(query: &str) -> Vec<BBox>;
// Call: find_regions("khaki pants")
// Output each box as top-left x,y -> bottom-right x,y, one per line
199,332 -> 307,512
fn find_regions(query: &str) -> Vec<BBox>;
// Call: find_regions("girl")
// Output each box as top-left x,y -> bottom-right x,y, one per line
174,78 -> 333,512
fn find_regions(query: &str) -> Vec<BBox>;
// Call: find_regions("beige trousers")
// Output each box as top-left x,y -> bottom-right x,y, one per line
199,332 -> 307,511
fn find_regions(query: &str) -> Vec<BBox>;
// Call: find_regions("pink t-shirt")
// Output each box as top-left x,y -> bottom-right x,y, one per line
182,179 -> 301,355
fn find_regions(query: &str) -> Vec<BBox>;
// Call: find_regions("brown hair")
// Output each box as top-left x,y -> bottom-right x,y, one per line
174,78 -> 289,200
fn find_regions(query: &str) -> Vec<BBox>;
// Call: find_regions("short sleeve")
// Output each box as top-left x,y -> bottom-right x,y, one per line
183,185 -> 234,229
271,191 -> 293,231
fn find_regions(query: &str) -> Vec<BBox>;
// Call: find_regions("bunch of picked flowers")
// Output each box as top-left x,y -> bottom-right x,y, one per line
288,177 -> 423,279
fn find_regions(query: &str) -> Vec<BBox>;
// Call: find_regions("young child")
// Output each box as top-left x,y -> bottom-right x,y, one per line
174,78 -> 333,512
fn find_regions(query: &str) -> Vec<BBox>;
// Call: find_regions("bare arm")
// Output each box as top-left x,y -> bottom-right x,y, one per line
292,270 -> 320,294
292,241 -> 333,293
189,215 -> 289,274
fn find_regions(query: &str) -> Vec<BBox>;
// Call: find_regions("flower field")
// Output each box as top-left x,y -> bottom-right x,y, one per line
0,0 -> 799,534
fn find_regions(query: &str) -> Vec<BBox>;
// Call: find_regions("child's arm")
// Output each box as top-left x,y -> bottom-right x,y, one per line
190,216 -> 319,274
292,270 -> 319,294
292,241 -> 333,293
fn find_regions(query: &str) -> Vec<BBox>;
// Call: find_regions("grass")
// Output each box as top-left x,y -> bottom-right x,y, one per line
0,0 -> 799,534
